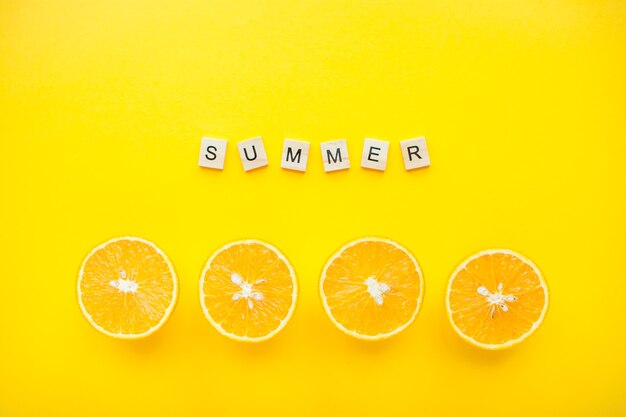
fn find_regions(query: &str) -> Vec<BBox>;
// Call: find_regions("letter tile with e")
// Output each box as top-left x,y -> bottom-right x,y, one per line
361,138 -> 389,171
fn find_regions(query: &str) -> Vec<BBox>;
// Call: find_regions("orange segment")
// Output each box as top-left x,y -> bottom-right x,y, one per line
199,240 -> 298,342
320,238 -> 424,340
77,237 -> 178,338
446,249 -> 549,349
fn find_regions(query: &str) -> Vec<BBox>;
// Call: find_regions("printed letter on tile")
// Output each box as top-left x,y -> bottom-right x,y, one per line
281,139 -> 310,172
400,137 -> 430,170
361,138 -> 389,171
321,140 -> 350,172
198,137 -> 227,170
237,137 -> 269,171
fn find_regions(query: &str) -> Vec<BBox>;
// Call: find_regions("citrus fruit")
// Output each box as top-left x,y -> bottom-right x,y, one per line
320,237 -> 424,340
77,237 -> 178,339
199,240 -> 298,342
446,249 -> 549,350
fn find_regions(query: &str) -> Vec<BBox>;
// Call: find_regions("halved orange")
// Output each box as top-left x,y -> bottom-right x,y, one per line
446,249 -> 549,349
199,240 -> 298,342
77,237 -> 178,339
320,237 -> 424,340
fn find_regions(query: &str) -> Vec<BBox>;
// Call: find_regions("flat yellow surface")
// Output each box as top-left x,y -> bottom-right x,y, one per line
1,1 -> 625,416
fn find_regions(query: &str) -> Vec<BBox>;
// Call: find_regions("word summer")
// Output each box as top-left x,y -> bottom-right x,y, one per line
198,137 -> 431,172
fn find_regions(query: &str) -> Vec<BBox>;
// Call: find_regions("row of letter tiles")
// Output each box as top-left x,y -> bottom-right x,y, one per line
198,137 -> 430,172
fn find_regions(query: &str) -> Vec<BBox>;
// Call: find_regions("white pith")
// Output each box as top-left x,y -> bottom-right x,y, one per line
231,273 -> 265,309
477,282 -> 517,317
109,269 -> 139,293
365,277 -> 390,306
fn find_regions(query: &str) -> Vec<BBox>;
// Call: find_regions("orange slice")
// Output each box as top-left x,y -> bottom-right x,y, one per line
199,240 -> 298,342
320,237 -> 424,340
77,237 -> 178,339
446,249 -> 549,350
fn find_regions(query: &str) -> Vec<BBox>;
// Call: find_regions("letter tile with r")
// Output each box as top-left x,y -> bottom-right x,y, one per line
400,137 -> 431,170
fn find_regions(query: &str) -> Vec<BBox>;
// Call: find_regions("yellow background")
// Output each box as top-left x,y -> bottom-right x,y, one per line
1,1 -> 625,416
